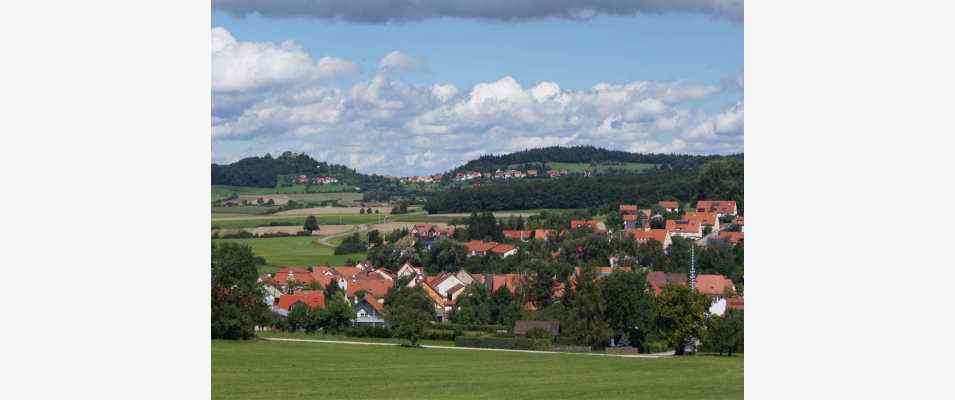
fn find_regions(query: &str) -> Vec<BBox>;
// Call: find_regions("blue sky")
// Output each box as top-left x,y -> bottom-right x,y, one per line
211,1 -> 743,176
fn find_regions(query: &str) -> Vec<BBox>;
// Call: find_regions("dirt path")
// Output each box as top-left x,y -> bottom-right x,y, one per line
262,337 -> 670,359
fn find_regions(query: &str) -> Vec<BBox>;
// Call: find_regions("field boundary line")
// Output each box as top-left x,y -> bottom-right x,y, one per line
262,337 -> 670,358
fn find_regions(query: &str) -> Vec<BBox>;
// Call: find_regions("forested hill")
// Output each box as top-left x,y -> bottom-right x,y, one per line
426,157 -> 743,213
451,146 -> 735,172
211,151 -> 384,188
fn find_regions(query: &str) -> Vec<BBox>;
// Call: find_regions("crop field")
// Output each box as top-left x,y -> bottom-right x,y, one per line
212,340 -> 743,400
212,212 -> 455,230
546,162 -> 657,174
212,235 -> 364,273
211,185 -> 278,202
211,206 -> 283,215
274,184 -> 358,193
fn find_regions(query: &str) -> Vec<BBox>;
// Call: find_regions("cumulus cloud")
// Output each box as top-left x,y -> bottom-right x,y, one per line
212,31 -> 743,176
378,51 -> 427,75
211,27 -> 357,93
214,0 -> 743,23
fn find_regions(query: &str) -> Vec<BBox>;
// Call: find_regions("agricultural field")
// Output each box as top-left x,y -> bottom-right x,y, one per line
211,185 -> 277,202
211,206 -> 283,215
274,183 -> 358,193
212,340 -> 743,400
212,235 -> 364,273
546,162 -> 657,174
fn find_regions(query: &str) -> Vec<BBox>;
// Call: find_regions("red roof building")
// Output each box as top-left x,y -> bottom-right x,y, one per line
666,219 -> 702,238
718,231 -> 744,245
502,230 -> 532,241
695,200 -> 738,215
276,290 -> 325,311
659,200 -> 680,211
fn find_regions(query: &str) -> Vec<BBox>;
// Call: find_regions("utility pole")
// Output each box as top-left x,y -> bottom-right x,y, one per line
689,243 -> 697,290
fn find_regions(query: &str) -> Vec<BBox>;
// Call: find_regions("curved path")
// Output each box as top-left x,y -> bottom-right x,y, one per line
262,337 -> 671,359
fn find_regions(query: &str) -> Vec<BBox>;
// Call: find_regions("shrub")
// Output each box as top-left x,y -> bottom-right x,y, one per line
514,337 -> 553,351
525,327 -> 554,340
454,336 -> 516,349
345,325 -> 393,338
421,329 -> 456,341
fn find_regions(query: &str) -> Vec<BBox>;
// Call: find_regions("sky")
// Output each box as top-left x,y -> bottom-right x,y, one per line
211,1 -> 744,176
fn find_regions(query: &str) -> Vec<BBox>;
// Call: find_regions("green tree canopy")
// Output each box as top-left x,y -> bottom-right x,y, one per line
211,242 -> 270,340
384,286 -> 436,346
654,284 -> 709,355
303,215 -> 320,232
602,270 -> 655,349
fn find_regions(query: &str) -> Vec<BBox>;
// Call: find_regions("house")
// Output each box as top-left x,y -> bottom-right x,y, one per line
353,294 -> 386,326
625,228 -> 672,249
514,320 -> 560,337
619,204 -> 638,214
570,220 -> 598,230
472,273 -> 523,294
273,290 -> 325,316
666,219 -> 703,239
659,200 -> 680,213
410,224 -> 454,241
646,271 -> 739,316
532,229 -> 557,240
465,240 -> 517,258
623,213 -> 642,230
718,231 -> 744,245
695,200 -> 738,216
502,230 -> 533,241
683,211 -> 720,232
526,169 -> 538,177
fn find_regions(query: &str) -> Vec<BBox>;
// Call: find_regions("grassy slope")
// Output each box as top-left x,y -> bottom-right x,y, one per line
212,340 -> 743,400
212,185 -> 362,203
212,213 -> 455,229
212,236 -> 364,273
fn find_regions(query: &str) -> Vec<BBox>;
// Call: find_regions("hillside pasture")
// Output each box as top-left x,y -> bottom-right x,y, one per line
212,235 -> 364,273
212,340 -> 743,400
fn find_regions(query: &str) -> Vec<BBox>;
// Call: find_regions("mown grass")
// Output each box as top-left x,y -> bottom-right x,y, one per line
212,340 -> 743,400
212,213 -> 454,229
212,236 -> 364,273
257,331 -> 456,347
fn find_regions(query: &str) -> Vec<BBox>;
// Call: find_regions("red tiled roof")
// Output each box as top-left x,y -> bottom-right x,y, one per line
502,230 -> 532,240
276,290 -> 325,311
623,214 -> 640,222
533,229 -> 556,239
619,204 -> 638,214
666,219 -> 701,234
466,240 -> 498,253
683,211 -> 719,227
646,271 -> 736,297
489,243 -> 516,254
718,231 -> 744,244
696,200 -> 737,214
696,275 -> 736,296
626,228 -> 668,244
347,278 -> 393,299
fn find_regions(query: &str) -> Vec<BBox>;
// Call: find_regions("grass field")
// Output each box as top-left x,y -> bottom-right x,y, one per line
211,206 -> 283,215
212,340 -> 743,400
212,236 -> 364,272
212,185 -> 363,203
212,212 -> 456,230
546,162 -> 657,174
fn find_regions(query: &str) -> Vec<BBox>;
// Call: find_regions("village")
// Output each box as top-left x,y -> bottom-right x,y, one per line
255,199 -> 744,353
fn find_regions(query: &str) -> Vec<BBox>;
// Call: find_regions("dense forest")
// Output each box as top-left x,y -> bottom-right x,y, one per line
449,146 -> 737,173
425,157 -> 743,213
211,151 -> 387,189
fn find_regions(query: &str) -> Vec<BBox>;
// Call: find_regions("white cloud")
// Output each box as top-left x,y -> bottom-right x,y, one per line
212,32 -> 743,176
211,27 -> 357,93
378,51 -> 426,74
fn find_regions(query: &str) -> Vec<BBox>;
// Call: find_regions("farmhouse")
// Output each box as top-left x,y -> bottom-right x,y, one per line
410,224 -> 454,240
683,211 -> 720,232
695,200 -> 738,216
466,240 -> 517,258
666,219 -> 703,239
353,294 -> 386,326
273,290 -> 325,316
625,228 -> 672,249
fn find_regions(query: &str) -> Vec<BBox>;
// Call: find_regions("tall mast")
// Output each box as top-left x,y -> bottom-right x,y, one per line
689,243 -> 697,290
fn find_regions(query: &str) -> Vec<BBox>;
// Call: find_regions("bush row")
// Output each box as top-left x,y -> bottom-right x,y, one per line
344,325 -> 392,338
212,230 -> 311,239
429,323 -> 508,333
454,336 -> 555,351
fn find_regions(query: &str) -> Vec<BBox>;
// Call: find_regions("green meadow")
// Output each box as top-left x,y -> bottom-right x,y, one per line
212,340 -> 743,400
212,236 -> 364,272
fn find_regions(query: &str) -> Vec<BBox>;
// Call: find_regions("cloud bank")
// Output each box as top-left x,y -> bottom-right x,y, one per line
214,0 -> 743,23
211,28 -> 743,176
